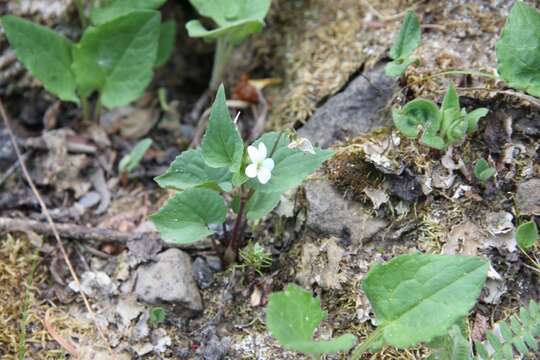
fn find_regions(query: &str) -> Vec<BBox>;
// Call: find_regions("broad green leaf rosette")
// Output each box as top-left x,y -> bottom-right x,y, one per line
151,85 -> 334,244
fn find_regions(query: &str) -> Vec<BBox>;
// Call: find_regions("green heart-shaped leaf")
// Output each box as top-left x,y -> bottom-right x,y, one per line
266,284 -> 356,356
150,188 -> 227,244
1,16 -> 78,103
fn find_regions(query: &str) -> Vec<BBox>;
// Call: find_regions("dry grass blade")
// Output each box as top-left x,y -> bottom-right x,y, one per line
0,100 -> 116,358
43,308 -> 79,357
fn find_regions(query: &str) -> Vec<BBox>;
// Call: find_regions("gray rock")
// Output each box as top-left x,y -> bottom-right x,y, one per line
192,257 -> 214,289
304,177 -> 388,244
298,64 -> 396,148
516,178 -> 540,215
134,249 -> 203,317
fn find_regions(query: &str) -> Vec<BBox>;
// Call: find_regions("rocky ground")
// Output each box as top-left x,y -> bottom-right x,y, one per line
0,0 -> 539,359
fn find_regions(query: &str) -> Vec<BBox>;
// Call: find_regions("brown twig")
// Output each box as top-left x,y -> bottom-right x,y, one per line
0,101 -> 116,358
0,216 -> 203,251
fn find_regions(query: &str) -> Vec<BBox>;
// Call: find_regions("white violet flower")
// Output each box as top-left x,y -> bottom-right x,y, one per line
245,142 -> 274,184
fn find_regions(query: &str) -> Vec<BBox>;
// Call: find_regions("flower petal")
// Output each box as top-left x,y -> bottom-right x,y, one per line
247,145 -> 260,163
262,158 -> 274,171
245,164 -> 258,178
258,142 -> 267,159
257,167 -> 272,184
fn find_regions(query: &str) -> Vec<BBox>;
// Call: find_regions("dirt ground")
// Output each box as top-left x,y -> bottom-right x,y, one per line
0,0 -> 539,359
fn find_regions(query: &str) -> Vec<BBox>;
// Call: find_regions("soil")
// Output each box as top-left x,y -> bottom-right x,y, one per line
0,0 -> 539,359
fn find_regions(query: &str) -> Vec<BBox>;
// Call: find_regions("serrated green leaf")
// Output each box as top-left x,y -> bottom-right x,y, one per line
155,149 -> 232,191
0,16 -> 78,103
150,188 -> 226,244
248,132 -> 334,193
245,191 -> 281,220
516,221 -> 539,250
90,0 -> 166,25
187,0 -> 271,43
363,253 -> 489,349
496,1 -> 540,97
201,85 -> 244,172
473,159 -> 496,182
72,10 -> 161,109
266,283 -> 356,355
118,138 -> 152,173
155,20 -> 176,67
386,11 -> 421,77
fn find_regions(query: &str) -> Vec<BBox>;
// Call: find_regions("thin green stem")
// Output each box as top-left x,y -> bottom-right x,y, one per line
94,98 -> 102,122
209,38 -> 234,91
350,327 -> 384,360
81,97 -> 91,123
75,0 -> 88,29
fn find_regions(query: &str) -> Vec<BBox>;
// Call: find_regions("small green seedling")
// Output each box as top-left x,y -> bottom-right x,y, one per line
149,306 -> 166,326
265,283 -> 356,358
496,1 -> 540,98
473,158 -> 496,182
0,0 -> 174,122
118,138 -> 153,175
186,0 -> 271,90
516,221 -> 539,250
151,85 -> 333,261
238,241 -> 272,275
393,83 -> 488,150
385,11 -> 421,77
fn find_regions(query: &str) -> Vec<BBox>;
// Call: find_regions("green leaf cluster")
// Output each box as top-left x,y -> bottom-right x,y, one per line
496,1 -> 540,98
516,221 -> 539,250
151,85 -> 333,244
186,0 -> 271,44
186,0 -> 271,90
385,11 -> 421,77
475,300 -> 540,360
118,138 -> 153,174
0,0 -> 175,109
266,254 -> 489,358
265,283 -> 356,356
392,83 -> 488,149
149,306 -> 166,326
473,159 -> 496,182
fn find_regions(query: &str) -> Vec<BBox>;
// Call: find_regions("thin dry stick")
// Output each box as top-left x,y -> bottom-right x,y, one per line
0,101 -> 115,358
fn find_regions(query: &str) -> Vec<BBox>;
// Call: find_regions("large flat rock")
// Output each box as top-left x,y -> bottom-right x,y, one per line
304,177 -> 388,244
298,64 -> 396,148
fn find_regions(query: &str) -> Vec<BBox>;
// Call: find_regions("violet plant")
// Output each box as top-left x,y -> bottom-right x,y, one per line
150,85 -> 333,261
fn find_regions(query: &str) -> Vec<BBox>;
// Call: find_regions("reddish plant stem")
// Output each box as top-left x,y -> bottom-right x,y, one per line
229,196 -> 246,253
